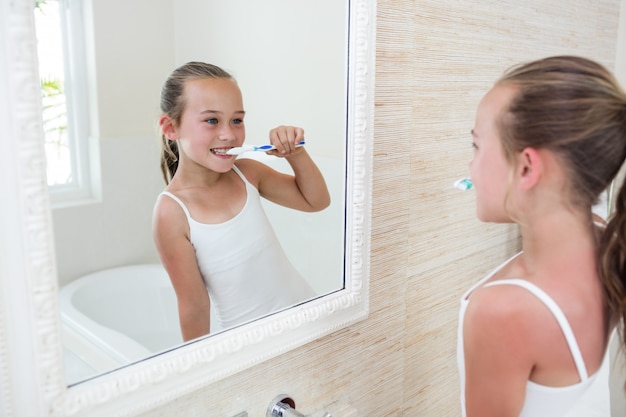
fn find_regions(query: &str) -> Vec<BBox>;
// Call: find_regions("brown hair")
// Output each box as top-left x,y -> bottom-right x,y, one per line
159,62 -> 235,184
495,55 -> 626,342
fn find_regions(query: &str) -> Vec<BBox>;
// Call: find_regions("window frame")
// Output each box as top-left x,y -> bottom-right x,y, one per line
39,0 -> 100,207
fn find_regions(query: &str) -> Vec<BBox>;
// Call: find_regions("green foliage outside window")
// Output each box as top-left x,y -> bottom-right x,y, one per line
40,76 -> 67,153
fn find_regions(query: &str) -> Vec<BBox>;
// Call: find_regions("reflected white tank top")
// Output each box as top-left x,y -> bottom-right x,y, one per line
457,254 -> 610,417
161,166 -> 315,332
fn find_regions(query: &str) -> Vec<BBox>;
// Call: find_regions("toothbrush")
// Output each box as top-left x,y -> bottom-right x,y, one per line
454,178 -> 473,191
226,140 -> 305,155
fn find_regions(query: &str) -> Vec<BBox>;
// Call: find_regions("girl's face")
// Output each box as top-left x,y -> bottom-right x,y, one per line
175,77 -> 245,173
469,84 -> 518,223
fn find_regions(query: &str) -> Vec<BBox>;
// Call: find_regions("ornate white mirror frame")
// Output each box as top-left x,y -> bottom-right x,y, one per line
0,0 -> 375,416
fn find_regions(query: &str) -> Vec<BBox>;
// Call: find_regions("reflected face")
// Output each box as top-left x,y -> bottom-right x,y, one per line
469,84 -> 517,223
176,78 -> 246,173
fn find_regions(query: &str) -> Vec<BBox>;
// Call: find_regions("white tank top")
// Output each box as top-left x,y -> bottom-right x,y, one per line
160,165 -> 316,332
457,254 -> 610,417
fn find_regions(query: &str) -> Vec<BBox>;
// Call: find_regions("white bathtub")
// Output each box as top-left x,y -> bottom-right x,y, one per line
59,264 -> 184,383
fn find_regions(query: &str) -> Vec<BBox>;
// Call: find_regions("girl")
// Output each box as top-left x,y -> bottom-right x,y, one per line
459,56 -> 626,416
153,62 -> 330,341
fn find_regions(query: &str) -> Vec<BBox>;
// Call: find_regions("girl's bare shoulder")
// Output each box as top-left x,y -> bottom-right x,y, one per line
153,192 -> 189,236
465,282 -> 550,351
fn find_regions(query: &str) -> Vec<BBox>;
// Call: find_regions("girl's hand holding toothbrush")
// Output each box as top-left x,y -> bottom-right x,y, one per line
266,125 -> 306,157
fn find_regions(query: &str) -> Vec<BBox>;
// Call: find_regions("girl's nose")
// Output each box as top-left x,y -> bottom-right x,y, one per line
218,127 -> 234,140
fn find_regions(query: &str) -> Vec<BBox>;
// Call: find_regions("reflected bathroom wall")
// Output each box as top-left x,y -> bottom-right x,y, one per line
173,1 -> 347,160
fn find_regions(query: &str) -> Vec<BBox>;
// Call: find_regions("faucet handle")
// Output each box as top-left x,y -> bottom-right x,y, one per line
266,394 -> 334,417
267,394 -> 316,417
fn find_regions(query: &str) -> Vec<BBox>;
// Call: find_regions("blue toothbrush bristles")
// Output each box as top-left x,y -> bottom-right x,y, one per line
454,178 -> 473,191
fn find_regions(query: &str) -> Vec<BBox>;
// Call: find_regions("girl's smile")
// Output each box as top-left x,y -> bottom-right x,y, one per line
210,147 -> 235,157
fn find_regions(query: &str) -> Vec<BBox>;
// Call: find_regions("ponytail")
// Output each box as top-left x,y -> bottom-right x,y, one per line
160,135 -> 178,185
600,183 -> 626,313
598,100 -> 626,357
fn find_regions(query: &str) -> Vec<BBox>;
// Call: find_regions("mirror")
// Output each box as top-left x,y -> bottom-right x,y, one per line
0,0 -> 373,414
39,0 -> 349,384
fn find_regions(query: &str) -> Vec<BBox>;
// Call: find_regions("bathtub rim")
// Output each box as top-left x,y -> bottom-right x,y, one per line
58,264 -> 176,377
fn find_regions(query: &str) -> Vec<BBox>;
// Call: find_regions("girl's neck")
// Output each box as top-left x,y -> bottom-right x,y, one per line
517,208 -> 596,278
169,165 -> 230,190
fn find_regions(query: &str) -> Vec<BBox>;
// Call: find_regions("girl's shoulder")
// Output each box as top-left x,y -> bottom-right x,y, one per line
468,280 -> 544,323
463,282 -> 541,375
470,252 -> 556,317
152,192 -> 192,247
464,281 -> 549,363
153,191 -> 188,223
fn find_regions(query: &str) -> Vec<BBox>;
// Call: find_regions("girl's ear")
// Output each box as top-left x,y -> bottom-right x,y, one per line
517,147 -> 542,190
159,114 -> 178,141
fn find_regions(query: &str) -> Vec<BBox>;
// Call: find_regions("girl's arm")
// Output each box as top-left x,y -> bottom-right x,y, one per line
152,195 -> 211,341
237,126 -> 331,212
463,285 -> 537,417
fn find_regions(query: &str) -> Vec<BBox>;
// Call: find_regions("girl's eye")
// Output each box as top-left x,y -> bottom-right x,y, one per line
205,118 -> 218,125
232,118 -> 244,125
471,142 -> 478,150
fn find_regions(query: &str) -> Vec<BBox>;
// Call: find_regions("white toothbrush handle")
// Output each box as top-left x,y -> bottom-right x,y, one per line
227,141 -> 305,155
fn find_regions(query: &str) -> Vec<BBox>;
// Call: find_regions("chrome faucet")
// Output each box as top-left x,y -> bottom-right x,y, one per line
266,394 -> 333,417
267,395 -> 307,417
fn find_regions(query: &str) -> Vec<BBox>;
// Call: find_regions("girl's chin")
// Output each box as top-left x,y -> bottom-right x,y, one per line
207,158 -> 236,173
476,211 -> 512,224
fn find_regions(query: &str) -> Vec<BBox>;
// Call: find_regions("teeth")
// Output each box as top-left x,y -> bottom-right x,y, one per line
211,148 -> 230,155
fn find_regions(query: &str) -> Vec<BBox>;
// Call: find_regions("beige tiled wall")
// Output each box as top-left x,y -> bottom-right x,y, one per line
137,1 -> 622,416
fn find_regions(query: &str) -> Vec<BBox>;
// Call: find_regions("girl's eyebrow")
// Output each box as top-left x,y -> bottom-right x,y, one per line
200,110 -> 246,115
470,129 -> 478,138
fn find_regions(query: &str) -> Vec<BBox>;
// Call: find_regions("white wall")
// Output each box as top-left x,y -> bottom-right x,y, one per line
617,0 -> 626,86
172,0 -> 347,160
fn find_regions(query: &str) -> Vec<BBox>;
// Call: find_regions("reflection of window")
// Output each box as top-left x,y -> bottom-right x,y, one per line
34,0 -> 97,204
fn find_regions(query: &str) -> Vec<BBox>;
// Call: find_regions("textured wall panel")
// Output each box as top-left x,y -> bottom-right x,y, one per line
137,1 -> 621,416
